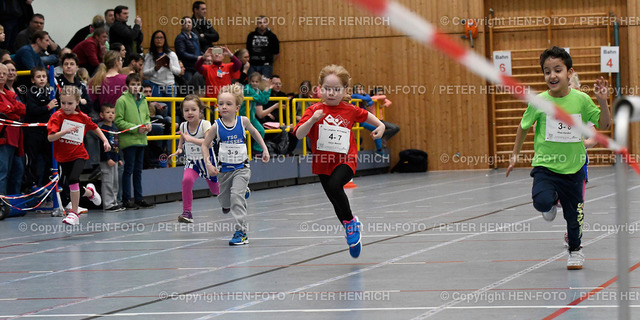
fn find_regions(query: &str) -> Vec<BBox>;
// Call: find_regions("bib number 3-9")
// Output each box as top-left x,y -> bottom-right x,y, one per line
219,143 -> 248,164
317,124 -> 350,154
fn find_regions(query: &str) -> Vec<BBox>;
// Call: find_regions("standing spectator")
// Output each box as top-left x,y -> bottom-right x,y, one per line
0,63 -> 26,196
246,16 -> 279,78
142,30 -> 180,97
191,1 -> 219,51
23,66 -> 55,191
14,14 -> 61,66
65,15 -> 105,50
231,48 -> 250,85
115,73 -> 153,209
0,0 -> 33,52
109,5 -> 143,55
194,46 -> 241,99
13,30 -> 48,71
72,28 -> 108,76
189,52 -> 212,97
175,16 -> 201,82
104,9 -> 115,33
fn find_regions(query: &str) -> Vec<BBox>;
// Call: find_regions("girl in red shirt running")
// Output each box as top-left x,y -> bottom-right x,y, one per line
294,65 -> 385,258
47,86 -> 111,225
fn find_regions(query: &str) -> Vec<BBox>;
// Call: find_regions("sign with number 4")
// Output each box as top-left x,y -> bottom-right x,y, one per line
601,46 -> 619,73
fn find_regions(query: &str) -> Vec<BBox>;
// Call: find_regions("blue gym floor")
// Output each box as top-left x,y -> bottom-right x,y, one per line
1,166 -> 638,319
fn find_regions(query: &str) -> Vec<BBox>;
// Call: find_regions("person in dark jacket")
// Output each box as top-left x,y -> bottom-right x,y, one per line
109,5 -> 143,55
175,16 -> 201,82
65,15 -> 105,50
191,1 -> 219,51
246,16 -> 279,79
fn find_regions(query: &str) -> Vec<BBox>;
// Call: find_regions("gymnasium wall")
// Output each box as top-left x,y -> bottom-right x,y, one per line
136,0 -> 634,170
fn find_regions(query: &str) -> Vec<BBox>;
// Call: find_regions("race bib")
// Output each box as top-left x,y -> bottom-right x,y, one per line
184,142 -> 202,160
317,124 -> 350,154
545,114 -> 582,143
219,143 -> 248,164
60,119 -> 85,143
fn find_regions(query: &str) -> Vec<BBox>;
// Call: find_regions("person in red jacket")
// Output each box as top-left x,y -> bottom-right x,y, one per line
0,63 -> 26,196
72,28 -> 108,76
294,65 -> 385,259
194,46 -> 241,98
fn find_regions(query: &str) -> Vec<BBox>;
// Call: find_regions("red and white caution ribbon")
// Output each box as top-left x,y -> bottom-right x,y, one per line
0,175 -> 59,211
0,118 -> 47,127
0,118 -> 145,135
346,0 -> 640,175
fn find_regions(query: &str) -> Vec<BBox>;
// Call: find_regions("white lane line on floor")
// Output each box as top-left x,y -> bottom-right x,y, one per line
410,184 -> 640,319
4,305 -> 640,317
194,215 -> 541,320
7,239 -> 337,320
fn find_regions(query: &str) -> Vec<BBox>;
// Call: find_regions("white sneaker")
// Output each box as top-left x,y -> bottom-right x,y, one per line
85,183 -> 101,206
567,248 -> 584,270
62,212 -> 79,226
541,205 -> 557,222
65,202 -> 88,214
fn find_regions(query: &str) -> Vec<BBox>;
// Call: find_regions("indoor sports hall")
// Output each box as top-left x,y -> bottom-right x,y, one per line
1,0 -> 640,319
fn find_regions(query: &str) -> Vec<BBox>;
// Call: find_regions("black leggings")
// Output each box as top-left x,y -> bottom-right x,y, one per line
59,159 -> 86,203
318,164 -> 354,222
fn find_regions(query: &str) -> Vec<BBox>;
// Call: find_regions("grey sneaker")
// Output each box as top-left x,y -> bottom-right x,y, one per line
541,205 -> 557,222
567,248 -> 584,270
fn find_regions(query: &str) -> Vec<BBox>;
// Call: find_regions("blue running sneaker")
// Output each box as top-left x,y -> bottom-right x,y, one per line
343,216 -> 362,258
245,187 -> 251,199
229,230 -> 248,245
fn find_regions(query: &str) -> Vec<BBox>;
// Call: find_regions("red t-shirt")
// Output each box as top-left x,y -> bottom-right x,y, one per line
294,101 -> 369,175
47,110 -> 98,163
201,62 -> 236,98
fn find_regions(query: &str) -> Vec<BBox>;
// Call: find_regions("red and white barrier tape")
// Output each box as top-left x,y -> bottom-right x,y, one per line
0,118 -> 144,135
0,176 -> 59,211
0,118 -> 47,127
346,0 -> 640,175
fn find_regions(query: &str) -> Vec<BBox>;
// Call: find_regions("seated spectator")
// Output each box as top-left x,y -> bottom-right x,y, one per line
0,24 -> 5,49
66,15 -> 105,50
289,80 -> 313,122
88,50 -> 127,108
77,67 -> 89,85
53,47 -> 73,77
121,53 -> 143,76
14,30 -> 49,71
55,53 -> 92,116
174,16 -> 201,82
3,60 -> 19,96
14,14 -> 61,66
111,42 -> 127,60
142,30 -> 180,97
0,63 -> 26,196
0,49 -> 10,63
72,27 -> 108,76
